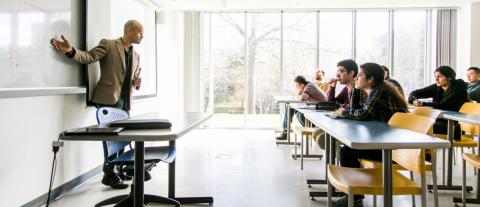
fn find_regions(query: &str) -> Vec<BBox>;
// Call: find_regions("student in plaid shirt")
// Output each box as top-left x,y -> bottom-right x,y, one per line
331,63 -> 408,207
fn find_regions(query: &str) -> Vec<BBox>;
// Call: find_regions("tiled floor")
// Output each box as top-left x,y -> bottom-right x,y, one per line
50,129 -> 479,207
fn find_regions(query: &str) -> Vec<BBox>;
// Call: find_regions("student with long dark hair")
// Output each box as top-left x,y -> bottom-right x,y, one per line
332,63 -> 408,207
408,66 -> 468,140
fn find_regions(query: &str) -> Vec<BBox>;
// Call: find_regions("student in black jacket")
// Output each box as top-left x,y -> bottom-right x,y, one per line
408,66 -> 468,140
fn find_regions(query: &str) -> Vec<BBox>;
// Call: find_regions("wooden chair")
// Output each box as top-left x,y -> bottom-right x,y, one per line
461,153 -> 480,206
293,126 -> 317,170
411,106 -> 478,183
360,107 -> 440,171
327,113 -> 438,207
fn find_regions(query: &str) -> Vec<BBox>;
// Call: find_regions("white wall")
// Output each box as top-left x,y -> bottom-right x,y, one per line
0,10 -> 185,207
456,2 -> 480,80
0,95 -> 99,206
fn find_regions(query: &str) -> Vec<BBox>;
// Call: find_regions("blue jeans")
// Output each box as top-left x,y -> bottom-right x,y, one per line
282,108 -> 305,130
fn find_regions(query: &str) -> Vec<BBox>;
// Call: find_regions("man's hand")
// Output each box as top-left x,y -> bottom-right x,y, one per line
413,100 -> 422,107
133,77 -> 142,90
335,107 -> 345,116
50,35 -> 72,54
328,78 -> 338,88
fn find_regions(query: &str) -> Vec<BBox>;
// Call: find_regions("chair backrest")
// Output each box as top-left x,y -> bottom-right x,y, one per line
458,102 -> 480,136
410,107 -> 442,136
388,112 -> 436,175
410,107 -> 442,119
96,107 -> 130,158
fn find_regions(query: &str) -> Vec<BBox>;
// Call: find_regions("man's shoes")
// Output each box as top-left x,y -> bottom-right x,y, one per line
124,168 -> 152,182
145,170 -> 152,181
118,171 -> 133,181
275,131 -> 287,140
332,195 -> 364,207
101,173 -> 129,189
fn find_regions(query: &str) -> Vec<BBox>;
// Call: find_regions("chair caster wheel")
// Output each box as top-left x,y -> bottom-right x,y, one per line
428,189 -> 432,193
311,197 -> 315,201
308,184 -> 312,188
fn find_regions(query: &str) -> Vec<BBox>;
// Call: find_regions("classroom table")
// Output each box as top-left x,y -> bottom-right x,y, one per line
274,96 -> 304,145
440,111 -> 480,205
59,112 -> 214,207
291,103 -> 450,207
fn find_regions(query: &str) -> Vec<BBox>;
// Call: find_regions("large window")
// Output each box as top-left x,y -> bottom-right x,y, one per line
356,11 -> 389,66
283,12 -> 317,95
208,13 -> 246,127
245,12 -> 281,127
393,11 -> 426,95
201,10 -> 437,128
318,12 -> 353,78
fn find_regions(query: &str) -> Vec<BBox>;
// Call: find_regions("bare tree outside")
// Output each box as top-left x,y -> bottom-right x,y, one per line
201,11 -> 428,128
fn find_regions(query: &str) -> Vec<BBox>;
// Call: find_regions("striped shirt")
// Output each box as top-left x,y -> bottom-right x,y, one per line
302,82 -> 327,103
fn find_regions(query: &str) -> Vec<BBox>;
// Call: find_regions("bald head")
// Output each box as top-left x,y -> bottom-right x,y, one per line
124,20 -> 142,34
123,20 -> 144,45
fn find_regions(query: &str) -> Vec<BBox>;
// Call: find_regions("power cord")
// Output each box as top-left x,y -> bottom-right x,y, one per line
46,140 -> 63,207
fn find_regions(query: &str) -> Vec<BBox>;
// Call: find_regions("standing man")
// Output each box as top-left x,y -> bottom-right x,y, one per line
50,20 -> 143,189
466,66 -> 480,102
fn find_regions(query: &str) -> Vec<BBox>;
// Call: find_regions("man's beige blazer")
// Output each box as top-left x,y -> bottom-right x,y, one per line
72,38 -> 140,105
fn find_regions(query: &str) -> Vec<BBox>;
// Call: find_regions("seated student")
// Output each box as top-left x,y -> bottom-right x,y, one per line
408,66 -> 468,140
327,59 -> 367,109
332,63 -> 408,207
381,65 -> 405,97
312,59 -> 366,149
276,75 -> 327,140
466,66 -> 480,102
315,69 -> 330,92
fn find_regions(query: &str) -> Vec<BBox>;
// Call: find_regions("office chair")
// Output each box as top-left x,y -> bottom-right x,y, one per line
95,107 -> 180,207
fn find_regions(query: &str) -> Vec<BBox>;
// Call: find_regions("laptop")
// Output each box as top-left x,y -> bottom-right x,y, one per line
107,119 -> 172,129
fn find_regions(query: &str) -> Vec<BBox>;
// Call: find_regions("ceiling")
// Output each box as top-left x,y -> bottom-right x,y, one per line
146,0 -> 480,10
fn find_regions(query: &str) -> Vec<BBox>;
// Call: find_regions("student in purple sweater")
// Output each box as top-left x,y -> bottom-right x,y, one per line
312,60 -> 366,149
327,59 -> 367,109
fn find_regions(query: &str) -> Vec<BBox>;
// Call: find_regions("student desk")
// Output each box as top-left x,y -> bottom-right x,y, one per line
440,111 -> 480,205
274,96 -> 304,145
59,112 -> 214,207
290,103 -> 450,207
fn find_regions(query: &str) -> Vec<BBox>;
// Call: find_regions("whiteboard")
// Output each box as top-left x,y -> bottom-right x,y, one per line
87,0 -> 157,101
0,0 -> 84,89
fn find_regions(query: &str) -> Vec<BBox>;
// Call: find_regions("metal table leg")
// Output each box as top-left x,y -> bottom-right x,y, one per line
383,149 -> 393,207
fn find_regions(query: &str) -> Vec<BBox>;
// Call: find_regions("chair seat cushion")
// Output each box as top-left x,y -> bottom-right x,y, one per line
463,153 -> 480,168
110,146 -> 176,165
360,159 -> 433,171
294,127 -> 316,135
327,164 -> 421,195
452,136 -> 478,147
